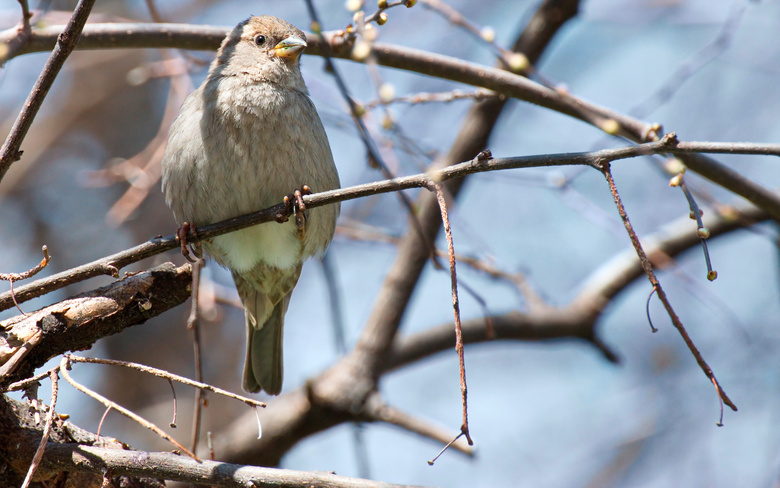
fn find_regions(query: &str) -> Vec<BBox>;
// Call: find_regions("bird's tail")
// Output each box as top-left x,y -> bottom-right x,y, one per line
233,269 -> 296,395
242,294 -> 288,395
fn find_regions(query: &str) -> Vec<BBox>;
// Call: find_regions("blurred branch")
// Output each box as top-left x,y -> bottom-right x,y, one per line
362,393 -> 474,456
386,199 -> 769,372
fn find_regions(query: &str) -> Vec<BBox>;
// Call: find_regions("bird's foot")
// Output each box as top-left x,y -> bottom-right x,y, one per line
281,185 -> 311,239
176,222 -> 202,263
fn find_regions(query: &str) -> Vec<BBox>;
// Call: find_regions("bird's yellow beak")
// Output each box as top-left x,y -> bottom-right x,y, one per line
272,35 -> 307,58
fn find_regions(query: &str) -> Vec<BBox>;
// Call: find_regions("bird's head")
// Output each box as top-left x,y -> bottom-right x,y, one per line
211,16 -> 309,85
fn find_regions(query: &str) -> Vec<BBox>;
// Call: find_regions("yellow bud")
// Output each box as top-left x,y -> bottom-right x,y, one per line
662,157 -> 686,175
404,0 -> 417,7
351,39 -> 372,61
697,227 -> 710,239
364,24 -> 378,41
379,83 -> 395,102
669,174 -> 683,187
707,270 -> 718,281
377,12 -> 388,25
507,52 -> 529,73
378,0 -> 388,8
346,0 -> 364,12
353,103 -> 366,117
480,26 -> 495,43
601,118 -> 620,135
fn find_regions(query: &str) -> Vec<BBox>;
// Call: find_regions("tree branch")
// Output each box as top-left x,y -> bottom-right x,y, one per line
0,0 -> 97,181
0,263 -> 192,385
5,19 -> 779,216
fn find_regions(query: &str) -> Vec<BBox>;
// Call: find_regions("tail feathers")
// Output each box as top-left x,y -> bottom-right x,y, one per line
232,266 -> 300,395
239,282 -> 292,395
242,298 -> 286,394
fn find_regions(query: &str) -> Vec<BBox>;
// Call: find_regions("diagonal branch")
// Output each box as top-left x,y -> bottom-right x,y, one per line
0,0 -> 97,181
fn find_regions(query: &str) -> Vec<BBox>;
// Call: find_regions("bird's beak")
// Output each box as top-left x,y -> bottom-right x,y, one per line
272,35 -> 307,59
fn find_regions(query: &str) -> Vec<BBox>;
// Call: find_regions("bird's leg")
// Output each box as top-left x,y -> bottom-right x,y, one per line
176,222 -> 202,263
282,185 -> 312,239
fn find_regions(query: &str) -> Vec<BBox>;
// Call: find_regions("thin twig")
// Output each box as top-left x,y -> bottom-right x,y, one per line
20,368 -> 59,488
67,355 -> 265,408
19,0 -> 32,31
167,379 -> 178,428
427,431 -> 464,466
0,245 -> 50,282
430,183 -> 472,445
678,180 -> 717,280
0,137 -> 672,313
645,286 -> 658,333
599,162 -> 737,414
187,257 -> 205,455
96,406 -> 111,437
421,0 -> 518,69
5,367 -> 57,392
364,393 -> 473,457
60,355 -> 201,460
365,88 -> 497,110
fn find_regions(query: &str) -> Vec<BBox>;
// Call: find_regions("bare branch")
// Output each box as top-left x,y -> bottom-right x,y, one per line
0,263 -> 192,384
40,443 -> 428,488
20,369 -> 58,488
0,0 -> 97,182
59,355 -> 200,460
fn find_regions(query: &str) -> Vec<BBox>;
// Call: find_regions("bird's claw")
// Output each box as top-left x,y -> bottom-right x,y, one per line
281,185 -> 311,238
176,222 -> 202,263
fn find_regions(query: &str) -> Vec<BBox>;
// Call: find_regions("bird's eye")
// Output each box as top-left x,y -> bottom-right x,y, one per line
254,35 -> 266,46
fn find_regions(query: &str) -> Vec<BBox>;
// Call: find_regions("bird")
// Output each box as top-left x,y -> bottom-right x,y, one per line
161,15 -> 340,395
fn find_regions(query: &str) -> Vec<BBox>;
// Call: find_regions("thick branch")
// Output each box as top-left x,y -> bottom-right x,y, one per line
0,263 -> 192,386
0,394 -> 422,488
41,444 -> 424,488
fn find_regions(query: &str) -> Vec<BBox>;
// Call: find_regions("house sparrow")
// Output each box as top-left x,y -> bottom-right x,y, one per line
161,16 -> 340,395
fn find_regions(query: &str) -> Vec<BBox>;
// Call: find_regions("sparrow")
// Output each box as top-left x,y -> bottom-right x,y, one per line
161,15 -> 340,395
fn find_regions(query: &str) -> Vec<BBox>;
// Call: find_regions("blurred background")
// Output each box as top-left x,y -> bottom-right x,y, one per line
2,0 -> 780,486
